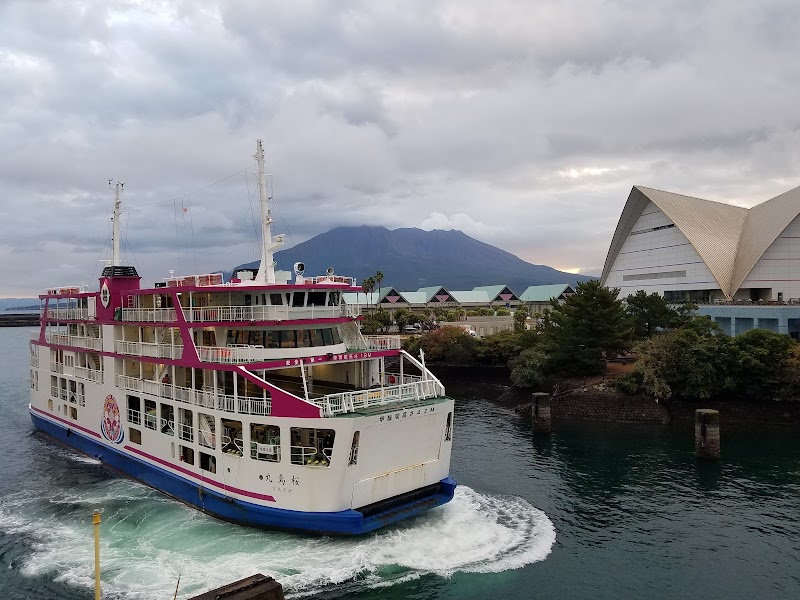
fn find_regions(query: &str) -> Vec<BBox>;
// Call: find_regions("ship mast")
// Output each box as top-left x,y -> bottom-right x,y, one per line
110,180 -> 124,267
253,140 -> 283,283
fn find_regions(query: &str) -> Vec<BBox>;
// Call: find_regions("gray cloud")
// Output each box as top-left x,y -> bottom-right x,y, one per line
2,0 -> 800,295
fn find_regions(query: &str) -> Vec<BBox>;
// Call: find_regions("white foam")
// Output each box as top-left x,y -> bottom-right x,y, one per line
0,482 -> 555,599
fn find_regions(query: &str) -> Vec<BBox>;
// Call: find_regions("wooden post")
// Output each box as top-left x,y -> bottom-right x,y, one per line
532,392 -> 551,433
695,409 -> 720,459
92,510 -> 101,600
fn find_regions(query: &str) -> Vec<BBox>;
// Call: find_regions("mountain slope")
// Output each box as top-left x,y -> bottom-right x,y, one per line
235,226 -> 593,292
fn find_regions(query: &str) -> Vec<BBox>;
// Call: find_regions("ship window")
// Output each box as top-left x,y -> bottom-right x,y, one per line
221,419 -> 243,456
144,400 -> 157,430
248,330 -> 263,347
199,452 -> 216,473
250,424 -> 281,462
279,330 -> 296,348
179,445 -> 194,465
445,412 -> 452,441
307,291 -> 326,306
269,293 -> 284,305
297,329 -> 311,348
198,413 -> 216,449
160,403 -> 174,435
244,294 -> 252,306
292,292 -> 306,307
349,431 -> 360,465
327,292 -> 340,306
265,332 -> 277,348
127,395 -> 141,425
178,408 -> 193,442
321,328 -> 334,345
51,375 -> 57,397
310,329 -> 324,346
331,329 -> 342,344
290,427 -> 334,467
35,371 -> 39,391
70,406 -> 78,420
48,398 -> 53,411
129,427 -> 141,444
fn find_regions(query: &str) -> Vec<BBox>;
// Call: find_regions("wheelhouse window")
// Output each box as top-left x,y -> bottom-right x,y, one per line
307,291 -> 326,306
292,292 -> 306,307
269,293 -> 284,305
327,292 -> 340,306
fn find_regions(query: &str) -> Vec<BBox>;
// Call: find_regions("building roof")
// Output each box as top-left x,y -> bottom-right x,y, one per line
471,285 -> 518,302
601,185 -> 774,298
449,290 -> 492,303
519,284 -> 574,302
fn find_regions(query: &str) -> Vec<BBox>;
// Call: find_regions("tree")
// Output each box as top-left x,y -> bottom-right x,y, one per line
495,307 -> 510,316
374,270 -> 384,310
540,280 -> 632,375
414,326 -> 477,364
509,348 -> 549,388
393,308 -> 412,331
362,276 -> 375,311
474,330 -> 523,365
513,305 -> 529,333
625,291 -> 678,339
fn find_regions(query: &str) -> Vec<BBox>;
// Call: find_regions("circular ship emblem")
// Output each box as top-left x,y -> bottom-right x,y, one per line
100,281 -> 110,308
101,394 -> 124,444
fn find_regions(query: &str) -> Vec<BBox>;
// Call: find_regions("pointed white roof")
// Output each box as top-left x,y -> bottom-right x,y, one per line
601,185 -> 800,298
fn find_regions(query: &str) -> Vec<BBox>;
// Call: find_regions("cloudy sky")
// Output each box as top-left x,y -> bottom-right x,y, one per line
2,0 -> 800,297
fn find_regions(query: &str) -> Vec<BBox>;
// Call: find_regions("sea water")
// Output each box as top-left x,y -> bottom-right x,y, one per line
1,326 -> 799,599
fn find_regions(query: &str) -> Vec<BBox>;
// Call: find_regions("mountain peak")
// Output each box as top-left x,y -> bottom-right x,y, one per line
235,225 -> 592,292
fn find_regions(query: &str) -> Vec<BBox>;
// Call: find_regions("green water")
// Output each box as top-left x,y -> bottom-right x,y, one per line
1,327 -> 799,599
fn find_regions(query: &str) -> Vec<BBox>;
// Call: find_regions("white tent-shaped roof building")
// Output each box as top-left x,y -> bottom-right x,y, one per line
601,185 -> 800,303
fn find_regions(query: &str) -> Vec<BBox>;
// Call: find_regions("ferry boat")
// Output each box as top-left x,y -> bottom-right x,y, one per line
27,141 -> 456,535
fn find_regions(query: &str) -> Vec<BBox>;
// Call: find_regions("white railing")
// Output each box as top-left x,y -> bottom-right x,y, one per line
120,308 -> 177,323
144,412 -> 158,430
342,304 -> 361,318
197,345 -> 262,364
160,418 -> 174,435
115,374 -> 272,416
363,335 -> 401,351
303,275 -> 356,286
127,408 -> 142,425
314,379 -> 444,417
46,333 -> 102,351
290,446 -> 332,467
45,308 -> 90,320
186,304 -> 343,323
115,340 -> 183,359
221,435 -> 244,455
74,366 -> 104,384
178,422 -> 194,442
383,372 -> 422,385
50,361 -> 64,374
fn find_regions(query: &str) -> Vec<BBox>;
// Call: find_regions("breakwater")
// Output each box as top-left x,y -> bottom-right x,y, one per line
0,313 -> 39,327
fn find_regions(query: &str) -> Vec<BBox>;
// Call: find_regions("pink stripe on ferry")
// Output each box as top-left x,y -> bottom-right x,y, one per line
124,444 -> 276,503
31,405 -> 102,438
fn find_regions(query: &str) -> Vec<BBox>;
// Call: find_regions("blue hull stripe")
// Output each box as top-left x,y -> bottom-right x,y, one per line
30,409 -> 456,535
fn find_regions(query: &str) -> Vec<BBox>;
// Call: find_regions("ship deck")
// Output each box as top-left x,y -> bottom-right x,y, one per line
332,395 -> 451,417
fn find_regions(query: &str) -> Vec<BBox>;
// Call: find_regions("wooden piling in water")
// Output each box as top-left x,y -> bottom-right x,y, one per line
532,392 -> 552,433
695,409 -> 720,460
188,574 -> 285,600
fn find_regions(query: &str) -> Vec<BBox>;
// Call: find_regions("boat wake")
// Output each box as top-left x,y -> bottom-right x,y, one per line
0,481 -> 555,599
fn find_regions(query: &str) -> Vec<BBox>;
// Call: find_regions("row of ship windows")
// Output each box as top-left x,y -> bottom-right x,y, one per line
126,395 -> 353,470
225,327 -> 343,348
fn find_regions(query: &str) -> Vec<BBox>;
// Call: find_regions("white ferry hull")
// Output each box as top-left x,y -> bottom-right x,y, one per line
30,405 -> 456,535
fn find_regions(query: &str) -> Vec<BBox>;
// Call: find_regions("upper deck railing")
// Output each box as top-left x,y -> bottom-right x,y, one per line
45,308 -> 90,320
116,374 -> 271,416
313,377 -> 444,417
115,340 -> 183,359
120,304 -> 357,323
46,333 -> 103,351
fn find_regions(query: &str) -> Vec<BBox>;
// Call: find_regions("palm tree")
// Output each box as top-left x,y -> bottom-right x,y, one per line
362,277 -> 375,314
374,270 -> 384,311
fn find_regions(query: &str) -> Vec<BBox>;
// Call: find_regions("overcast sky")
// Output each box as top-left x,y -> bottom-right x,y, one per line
2,0 -> 800,297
